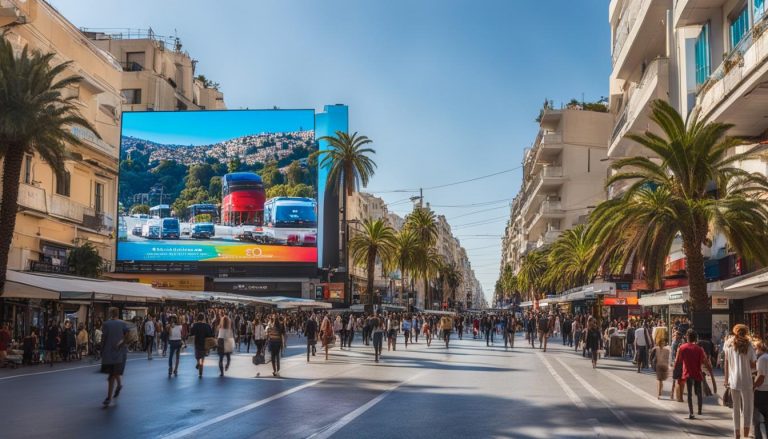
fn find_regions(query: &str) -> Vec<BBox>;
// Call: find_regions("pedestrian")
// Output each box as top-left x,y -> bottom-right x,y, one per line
625,321 -> 636,359
537,314 -> 550,352
413,315 -> 420,343
304,315 -> 318,362
440,315 -> 453,348
100,307 -> 131,407
167,316 -> 182,377
216,311 -> 235,377
675,329 -> 715,420
143,314 -> 156,360
422,318 -> 431,348
190,313 -> 214,378
634,321 -> 652,372
371,314 -> 384,362
572,318 -> 582,353
254,317 -> 266,359
45,319 -> 59,367
724,324 -> 756,436
320,314 -> 333,360
267,316 -> 285,376
333,315 -> 343,349
585,318 -> 602,368
244,318 -> 253,353
0,322 -> 11,366
505,315 -> 516,349
649,327 -> 671,399
402,316 -> 412,348
346,314 -> 355,347
753,340 -> 768,439
60,320 -> 75,362
76,323 -> 89,359
671,330 -> 685,402
387,314 -> 399,351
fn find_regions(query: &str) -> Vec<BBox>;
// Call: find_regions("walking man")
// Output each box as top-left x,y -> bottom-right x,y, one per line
143,314 -> 156,360
101,307 -> 131,407
304,315 -> 318,362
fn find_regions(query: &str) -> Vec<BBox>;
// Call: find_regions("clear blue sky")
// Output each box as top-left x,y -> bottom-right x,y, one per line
52,0 -> 612,302
122,110 -> 314,145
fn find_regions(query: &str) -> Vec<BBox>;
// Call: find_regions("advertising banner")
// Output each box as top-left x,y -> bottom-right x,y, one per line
117,110 -> 318,265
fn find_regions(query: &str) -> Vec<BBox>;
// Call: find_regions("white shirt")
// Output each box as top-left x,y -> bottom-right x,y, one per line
726,342 -> 757,391
253,324 -> 266,340
169,325 -> 182,341
757,354 -> 768,392
634,327 -> 649,347
144,320 -> 156,336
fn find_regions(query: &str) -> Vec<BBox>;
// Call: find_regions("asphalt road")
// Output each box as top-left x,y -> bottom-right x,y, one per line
0,332 -> 734,438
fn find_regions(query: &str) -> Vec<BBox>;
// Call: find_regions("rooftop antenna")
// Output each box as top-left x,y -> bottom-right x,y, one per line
174,29 -> 182,51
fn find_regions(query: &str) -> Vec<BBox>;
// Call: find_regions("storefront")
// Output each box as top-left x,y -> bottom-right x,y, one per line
638,282 -> 727,341
723,268 -> 768,341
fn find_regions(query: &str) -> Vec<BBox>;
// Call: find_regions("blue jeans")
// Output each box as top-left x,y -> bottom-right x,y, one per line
168,340 -> 181,370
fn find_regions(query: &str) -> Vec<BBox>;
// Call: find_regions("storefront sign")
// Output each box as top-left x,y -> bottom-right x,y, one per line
711,296 -> 729,310
138,276 -> 205,291
669,304 -> 685,315
322,282 -> 345,301
603,297 -> 626,306
667,290 -> 684,302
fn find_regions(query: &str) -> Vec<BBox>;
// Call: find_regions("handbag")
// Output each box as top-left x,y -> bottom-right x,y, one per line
723,387 -> 733,408
252,353 -> 265,365
204,337 -> 216,351
703,378 -> 712,397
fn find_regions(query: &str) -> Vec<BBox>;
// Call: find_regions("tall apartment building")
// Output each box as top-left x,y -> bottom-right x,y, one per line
500,107 -> 613,278
84,29 -> 225,112
1,0 -> 123,272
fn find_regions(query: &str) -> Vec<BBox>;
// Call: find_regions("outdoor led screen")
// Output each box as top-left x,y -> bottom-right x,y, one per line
116,109 -> 319,265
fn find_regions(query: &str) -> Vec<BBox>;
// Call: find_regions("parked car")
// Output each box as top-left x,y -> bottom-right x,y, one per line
190,223 -> 215,239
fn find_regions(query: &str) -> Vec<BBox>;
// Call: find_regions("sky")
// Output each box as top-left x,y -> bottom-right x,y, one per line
51,0 -> 612,303
122,109 -> 315,145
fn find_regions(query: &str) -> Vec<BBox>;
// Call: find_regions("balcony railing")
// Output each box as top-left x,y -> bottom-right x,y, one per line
120,61 -> 144,72
610,57 -> 668,147
612,0 -> 646,65
542,166 -> 563,178
49,194 -> 91,223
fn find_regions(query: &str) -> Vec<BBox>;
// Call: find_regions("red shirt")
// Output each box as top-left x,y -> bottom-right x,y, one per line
676,342 -> 706,381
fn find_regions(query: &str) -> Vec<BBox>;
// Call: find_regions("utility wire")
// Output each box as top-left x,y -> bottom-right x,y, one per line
366,166 -> 521,194
447,205 -> 510,221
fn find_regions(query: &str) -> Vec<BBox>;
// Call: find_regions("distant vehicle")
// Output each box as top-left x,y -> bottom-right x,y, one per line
160,218 -> 180,240
141,219 -> 161,239
118,218 -> 128,241
261,197 -> 317,246
131,225 -> 143,237
149,204 -> 171,219
190,223 -> 215,239
188,203 -> 219,224
221,173 -> 265,227
131,213 -> 150,220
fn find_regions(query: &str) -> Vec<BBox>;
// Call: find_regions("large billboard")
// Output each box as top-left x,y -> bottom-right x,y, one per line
116,110 -> 319,265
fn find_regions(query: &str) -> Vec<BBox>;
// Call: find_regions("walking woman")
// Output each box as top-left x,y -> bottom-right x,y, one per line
649,327 -> 671,399
190,313 -> 213,378
724,324 -> 757,438
217,311 -> 235,377
320,314 -> 333,360
167,316 -> 183,376
254,317 -> 266,358
267,316 -> 285,376
585,318 -> 602,369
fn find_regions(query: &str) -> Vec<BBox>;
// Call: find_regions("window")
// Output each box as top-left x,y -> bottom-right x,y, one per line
121,89 -> 141,105
125,51 -> 145,71
756,0 -> 766,22
94,182 -> 104,213
23,155 -> 32,184
55,170 -> 71,197
730,5 -> 750,49
695,23 -> 711,86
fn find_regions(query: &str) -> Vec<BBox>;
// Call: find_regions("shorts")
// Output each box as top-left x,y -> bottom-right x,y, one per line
100,362 -> 126,376
194,348 -> 208,360
388,329 -> 397,338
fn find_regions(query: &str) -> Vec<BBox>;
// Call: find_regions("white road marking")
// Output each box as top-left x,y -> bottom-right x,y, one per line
160,379 -> 323,439
554,357 -> 647,439
595,368 -> 706,437
306,372 -> 425,439
0,356 -> 149,381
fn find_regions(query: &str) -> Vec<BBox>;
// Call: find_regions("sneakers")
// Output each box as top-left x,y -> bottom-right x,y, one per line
113,385 -> 123,399
102,398 -> 111,407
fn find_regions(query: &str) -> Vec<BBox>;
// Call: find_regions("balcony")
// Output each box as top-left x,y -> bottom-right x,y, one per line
696,19 -> 768,136
674,0 -> 727,27
535,230 -> 562,249
49,194 -> 91,223
83,212 -> 115,233
527,200 -> 565,238
520,166 -> 565,217
611,0 -> 671,80
608,57 -> 669,157
17,183 -> 47,214
69,125 -> 117,158
120,61 -> 144,72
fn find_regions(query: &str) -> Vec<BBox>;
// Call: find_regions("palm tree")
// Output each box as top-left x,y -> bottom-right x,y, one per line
67,243 -> 105,278
518,250 -> 549,301
317,131 -> 376,305
501,264 -> 518,299
544,224 -> 599,293
349,219 -> 397,307
405,207 -> 439,308
591,99 -> 768,312
414,245 -> 444,309
0,37 -> 98,290
393,228 -> 420,307
440,262 -> 463,305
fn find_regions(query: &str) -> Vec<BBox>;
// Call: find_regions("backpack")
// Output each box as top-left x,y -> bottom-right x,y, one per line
538,317 -> 549,332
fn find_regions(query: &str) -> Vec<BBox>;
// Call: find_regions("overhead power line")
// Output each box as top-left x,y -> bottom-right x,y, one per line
447,205 -> 509,221
366,166 -> 521,194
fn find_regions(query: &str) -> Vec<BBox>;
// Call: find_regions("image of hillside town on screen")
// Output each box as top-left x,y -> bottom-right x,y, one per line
116,110 -> 318,264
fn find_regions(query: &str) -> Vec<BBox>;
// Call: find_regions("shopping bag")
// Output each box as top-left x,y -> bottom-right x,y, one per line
703,378 -> 712,397
252,353 -> 265,365
204,337 -> 216,351
723,387 -> 733,408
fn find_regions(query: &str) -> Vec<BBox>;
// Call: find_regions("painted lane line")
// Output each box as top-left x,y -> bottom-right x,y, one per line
536,351 -> 586,409
595,368 -> 703,438
160,379 -> 323,439
554,357 -> 647,439
306,372 -> 426,439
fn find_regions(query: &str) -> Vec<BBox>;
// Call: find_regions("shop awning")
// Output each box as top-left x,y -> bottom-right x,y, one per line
638,281 -> 724,306
250,296 -> 332,309
722,268 -> 768,299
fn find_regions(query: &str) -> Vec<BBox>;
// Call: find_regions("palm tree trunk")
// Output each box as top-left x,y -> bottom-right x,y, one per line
0,147 -> 24,290
401,271 -> 407,310
367,252 -> 376,307
424,278 -> 429,310
683,237 -> 708,312
341,177 -> 349,306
